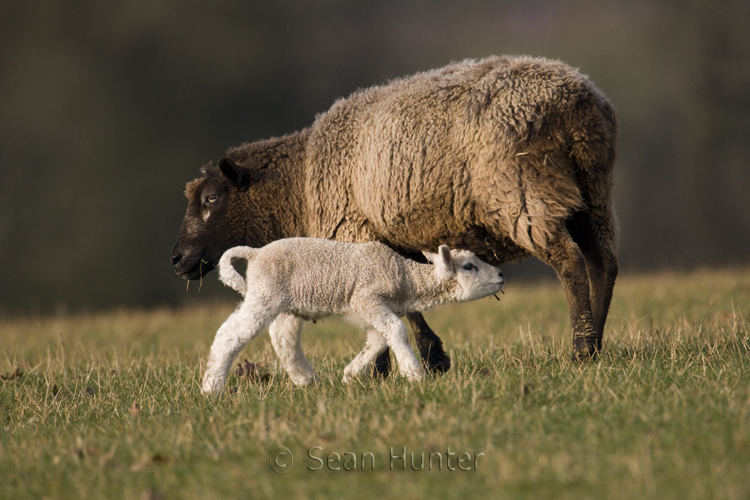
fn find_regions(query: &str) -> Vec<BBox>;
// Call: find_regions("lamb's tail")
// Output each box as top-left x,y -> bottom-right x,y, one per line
218,246 -> 258,294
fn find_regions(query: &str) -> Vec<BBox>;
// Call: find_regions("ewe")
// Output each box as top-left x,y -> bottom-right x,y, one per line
173,56 -> 618,371
201,238 -> 505,396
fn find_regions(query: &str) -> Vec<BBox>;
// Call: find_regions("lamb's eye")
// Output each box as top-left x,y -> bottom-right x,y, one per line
463,263 -> 478,272
205,194 -> 219,204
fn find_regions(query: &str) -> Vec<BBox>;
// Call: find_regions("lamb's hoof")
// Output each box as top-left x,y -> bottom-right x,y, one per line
201,386 -> 223,397
290,374 -> 317,386
342,371 -> 356,385
201,375 -> 225,397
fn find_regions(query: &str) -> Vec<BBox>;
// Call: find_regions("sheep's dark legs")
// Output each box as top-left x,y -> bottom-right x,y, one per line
542,231 -> 599,360
408,312 -> 451,373
588,248 -> 618,344
372,349 -> 391,377
372,312 -> 451,376
566,210 -> 619,350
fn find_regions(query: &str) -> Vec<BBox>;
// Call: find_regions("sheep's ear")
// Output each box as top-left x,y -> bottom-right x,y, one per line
219,158 -> 251,188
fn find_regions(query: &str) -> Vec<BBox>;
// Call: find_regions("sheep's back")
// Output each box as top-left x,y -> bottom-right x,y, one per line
304,56 -> 616,256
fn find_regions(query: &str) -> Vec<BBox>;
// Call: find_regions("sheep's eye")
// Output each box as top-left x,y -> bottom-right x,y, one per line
463,263 -> 478,272
205,194 -> 219,204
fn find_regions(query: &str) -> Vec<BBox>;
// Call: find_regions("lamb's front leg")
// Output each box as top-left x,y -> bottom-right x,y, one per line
202,306 -> 274,397
343,327 -> 388,383
269,313 -> 318,386
360,308 -> 425,382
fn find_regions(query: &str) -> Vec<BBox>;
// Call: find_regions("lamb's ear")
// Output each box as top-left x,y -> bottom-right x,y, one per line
218,158 -> 252,188
422,250 -> 438,264
425,245 -> 454,279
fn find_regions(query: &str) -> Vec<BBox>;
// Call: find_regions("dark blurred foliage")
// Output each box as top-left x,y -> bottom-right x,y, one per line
0,0 -> 748,314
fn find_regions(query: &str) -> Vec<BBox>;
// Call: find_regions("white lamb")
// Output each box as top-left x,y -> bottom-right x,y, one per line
201,238 -> 505,396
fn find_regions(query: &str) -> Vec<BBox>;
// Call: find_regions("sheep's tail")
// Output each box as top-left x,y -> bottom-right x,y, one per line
567,87 -> 618,209
567,90 -> 619,248
218,246 -> 258,294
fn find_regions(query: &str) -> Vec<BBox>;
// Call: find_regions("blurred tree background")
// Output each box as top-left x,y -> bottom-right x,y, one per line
0,0 -> 748,314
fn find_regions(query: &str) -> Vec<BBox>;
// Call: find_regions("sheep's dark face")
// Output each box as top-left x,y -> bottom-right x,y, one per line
171,162 -> 247,281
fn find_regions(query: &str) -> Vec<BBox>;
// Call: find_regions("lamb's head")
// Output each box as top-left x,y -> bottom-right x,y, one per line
423,245 -> 506,302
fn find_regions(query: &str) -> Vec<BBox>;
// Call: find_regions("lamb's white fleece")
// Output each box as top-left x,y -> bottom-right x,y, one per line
202,238 -> 505,396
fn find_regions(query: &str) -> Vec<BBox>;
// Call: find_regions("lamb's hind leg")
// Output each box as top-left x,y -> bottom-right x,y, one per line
202,305 -> 275,396
269,313 -> 317,386
566,210 -> 619,351
343,327 -> 388,383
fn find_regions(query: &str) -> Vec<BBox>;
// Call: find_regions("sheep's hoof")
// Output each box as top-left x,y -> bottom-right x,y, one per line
571,337 -> 600,362
424,352 -> 451,374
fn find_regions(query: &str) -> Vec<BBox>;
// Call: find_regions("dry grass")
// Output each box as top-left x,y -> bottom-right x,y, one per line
1,268 -> 750,499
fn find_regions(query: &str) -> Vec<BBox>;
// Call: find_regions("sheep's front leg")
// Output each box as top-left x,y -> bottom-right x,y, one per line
407,312 -> 451,373
269,313 -> 318,386
202,306 -> 274,397
343,327 -> 388,383
361,308 -> 425,382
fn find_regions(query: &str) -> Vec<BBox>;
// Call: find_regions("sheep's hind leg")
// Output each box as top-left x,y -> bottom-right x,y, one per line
541,229 -> 599,361
343,327 -> 388,383
566,210 -> 619,352
269,313 -> 318,386
202,306 -> 275,396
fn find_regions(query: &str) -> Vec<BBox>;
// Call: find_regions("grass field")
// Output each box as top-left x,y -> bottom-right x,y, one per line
2,268 -> 749,499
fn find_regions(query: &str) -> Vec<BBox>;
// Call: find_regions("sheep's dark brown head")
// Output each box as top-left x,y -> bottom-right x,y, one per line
171,158 -> 262,280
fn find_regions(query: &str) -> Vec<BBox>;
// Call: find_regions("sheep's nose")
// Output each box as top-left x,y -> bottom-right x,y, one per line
498,271 -> 504,279
171,252 -> 183,266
